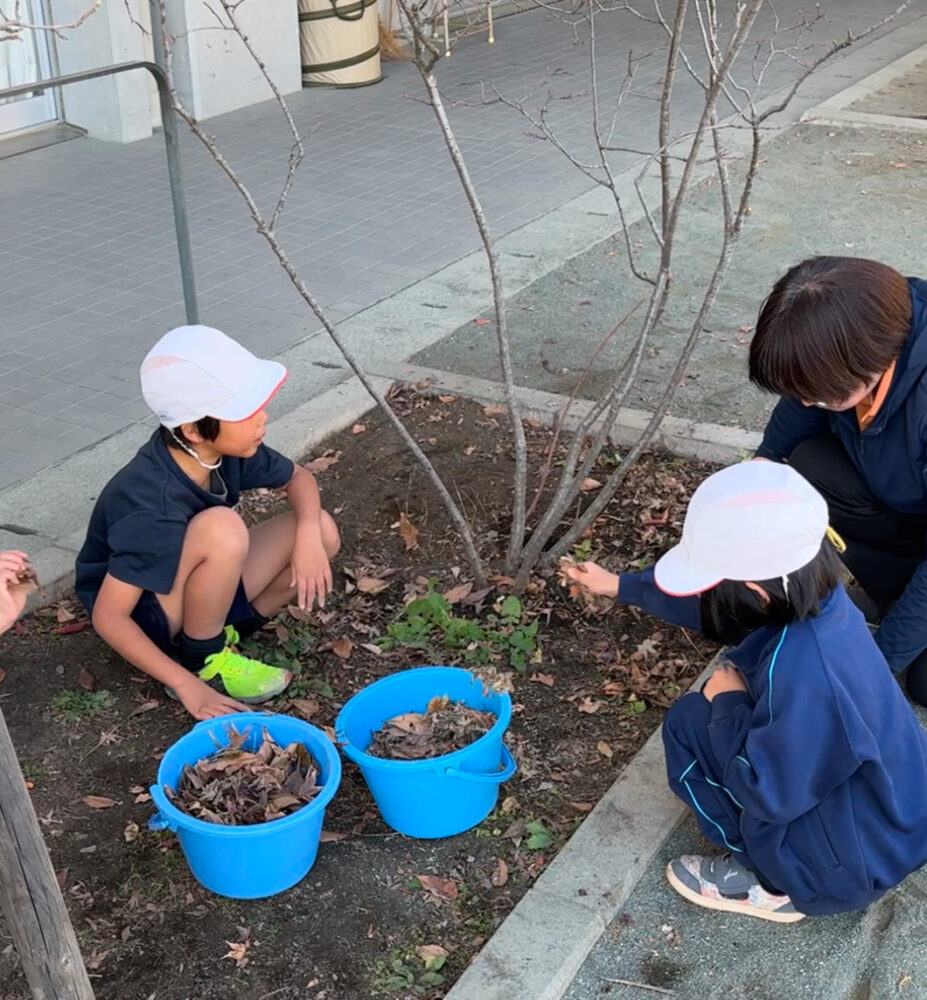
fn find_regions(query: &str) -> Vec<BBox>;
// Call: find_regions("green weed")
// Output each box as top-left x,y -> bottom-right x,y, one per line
50,689 -> 114,722
378,582 -> 539,672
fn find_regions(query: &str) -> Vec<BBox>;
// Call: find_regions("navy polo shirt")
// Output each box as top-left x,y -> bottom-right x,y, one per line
75,430 -> 294,616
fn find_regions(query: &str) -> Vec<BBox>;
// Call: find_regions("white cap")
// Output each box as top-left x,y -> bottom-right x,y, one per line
653,461 -> 829,597
140,325 -> 287,427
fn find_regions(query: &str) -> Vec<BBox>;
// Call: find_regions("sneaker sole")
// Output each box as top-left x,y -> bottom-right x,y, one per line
665,863 -> 805,923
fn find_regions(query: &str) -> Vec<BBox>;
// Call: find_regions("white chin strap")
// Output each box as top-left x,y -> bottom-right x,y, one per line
168,428 -> 222,471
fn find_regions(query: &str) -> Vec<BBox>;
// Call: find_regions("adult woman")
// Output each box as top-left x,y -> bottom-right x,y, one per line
748,256 -> 927,703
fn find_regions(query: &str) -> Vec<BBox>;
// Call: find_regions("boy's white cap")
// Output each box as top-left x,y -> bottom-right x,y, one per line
654,460 -> 828,597
140,325 -> 287,427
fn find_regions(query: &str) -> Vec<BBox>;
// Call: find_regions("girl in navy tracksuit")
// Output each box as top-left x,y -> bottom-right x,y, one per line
565,461 -> 927,922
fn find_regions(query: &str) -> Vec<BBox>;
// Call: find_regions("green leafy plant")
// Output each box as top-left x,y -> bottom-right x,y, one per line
525,819 -> 553,850
373,951 -> 445,995
50,689 -> 114,722
378,582 -> 539,672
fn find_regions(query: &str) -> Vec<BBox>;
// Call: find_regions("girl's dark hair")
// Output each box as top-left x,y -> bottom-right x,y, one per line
699,540 -> 842,647
749,256 -> 911,405
160,416 -> 221,450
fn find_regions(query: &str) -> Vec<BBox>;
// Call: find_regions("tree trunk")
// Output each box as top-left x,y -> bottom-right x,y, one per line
0,705 -> 95,1000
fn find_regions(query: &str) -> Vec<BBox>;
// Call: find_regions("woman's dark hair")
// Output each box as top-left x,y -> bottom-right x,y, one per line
699,539 -> 842,647
160,416 -> 221,450
749,256 -> 911,405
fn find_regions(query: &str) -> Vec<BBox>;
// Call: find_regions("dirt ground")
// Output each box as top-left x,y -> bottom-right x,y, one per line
0,391 -> 718,1000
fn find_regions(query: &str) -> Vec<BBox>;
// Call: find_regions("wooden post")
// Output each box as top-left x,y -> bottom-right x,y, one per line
0,704 -> 95,1000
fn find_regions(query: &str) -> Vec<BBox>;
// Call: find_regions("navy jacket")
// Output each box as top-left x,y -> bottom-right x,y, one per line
75,431 -> 294,616
756,278 -> 927,671
620,568 -> 927,915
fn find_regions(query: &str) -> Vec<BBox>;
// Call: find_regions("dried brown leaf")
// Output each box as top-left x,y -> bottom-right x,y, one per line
474,317 -> 492,326
580,477 -> 603,492
442,581 -> 473,604
530,672 -> 555,687
578,697 -> 603,714
398,512 -> 419,551
83,795 -> 117,809
57,605 -> 76,623
128,699 -> 160,718
124,822 -> 140,843
320,829 -> 349,842
416,874 -> 459,901
490,858 -> 509,887
417,944 -> 449,962
482,403 -> 506,416
357,575 -> 391,595
331,637 -> 354,660
290,698 -> 320,720
437,394 -> 457,403
304,450 -> 341,474
596,740 -> 614,759
9,565 -> 39,597
351,423 -> 366,434
77,667 -> 96,691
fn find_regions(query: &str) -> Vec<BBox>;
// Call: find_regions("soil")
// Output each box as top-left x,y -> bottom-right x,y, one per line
0,389 -> 718,1000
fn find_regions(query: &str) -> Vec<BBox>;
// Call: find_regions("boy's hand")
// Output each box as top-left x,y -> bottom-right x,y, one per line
702,661 -> 748,702
561,559 -> 620,598
0,549 -> 32,635
174,675 -> 248,720
291,537 -> 332,610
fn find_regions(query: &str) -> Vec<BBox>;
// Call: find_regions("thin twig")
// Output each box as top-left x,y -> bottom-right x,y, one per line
150,0 -> 488,585
600,977 -> 676,996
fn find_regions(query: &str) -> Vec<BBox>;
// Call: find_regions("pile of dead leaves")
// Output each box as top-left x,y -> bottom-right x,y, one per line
166,725 -> 322,825
368,695 -> 495,760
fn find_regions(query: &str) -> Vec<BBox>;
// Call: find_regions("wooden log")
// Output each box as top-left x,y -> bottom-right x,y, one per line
0,703 -> 95,999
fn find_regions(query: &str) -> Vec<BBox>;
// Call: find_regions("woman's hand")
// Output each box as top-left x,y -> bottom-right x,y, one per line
0,550 -> 32,635
561,559 -> 620,598
702,661 -> 748,702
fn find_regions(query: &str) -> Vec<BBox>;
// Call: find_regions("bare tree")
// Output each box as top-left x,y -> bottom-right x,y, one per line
0,0 -> 100,41
143,0 -> 912,590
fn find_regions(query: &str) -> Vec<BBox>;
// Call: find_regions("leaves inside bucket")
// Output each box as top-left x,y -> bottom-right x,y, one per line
165,725 -> 322,825
367,695 -> 495,760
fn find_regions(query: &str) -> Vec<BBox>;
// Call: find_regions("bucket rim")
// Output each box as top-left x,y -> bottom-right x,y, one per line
151,712 -> 342,836
334,665 -> 512,772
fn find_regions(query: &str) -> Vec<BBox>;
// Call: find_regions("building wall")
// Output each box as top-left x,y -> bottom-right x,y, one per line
51,0 -> 152,143
47,0 -> 301,143
163,0 -> 301,122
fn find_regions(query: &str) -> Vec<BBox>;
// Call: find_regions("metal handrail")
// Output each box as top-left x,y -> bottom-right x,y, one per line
0,58 -> 198,324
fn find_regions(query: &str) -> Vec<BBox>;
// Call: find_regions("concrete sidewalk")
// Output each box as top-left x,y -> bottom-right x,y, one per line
0,0 -> 921,488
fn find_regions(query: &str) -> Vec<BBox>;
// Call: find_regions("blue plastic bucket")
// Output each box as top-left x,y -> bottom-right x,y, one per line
148,712 -> 342,899
335,666 -> 516,838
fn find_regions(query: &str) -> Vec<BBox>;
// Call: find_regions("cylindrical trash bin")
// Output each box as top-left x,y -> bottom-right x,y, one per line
299,0 -> 382,88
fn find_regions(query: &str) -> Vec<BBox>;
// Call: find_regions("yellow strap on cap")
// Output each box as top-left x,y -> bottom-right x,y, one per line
825,525 -> 847,553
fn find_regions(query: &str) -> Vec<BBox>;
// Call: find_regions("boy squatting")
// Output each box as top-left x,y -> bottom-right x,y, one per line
74,325 -> 340,721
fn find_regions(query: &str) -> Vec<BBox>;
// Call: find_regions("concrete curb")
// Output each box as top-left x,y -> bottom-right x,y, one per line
801,41 -> 927,130
369,361 -> 762,464
445,662 -> 714,1000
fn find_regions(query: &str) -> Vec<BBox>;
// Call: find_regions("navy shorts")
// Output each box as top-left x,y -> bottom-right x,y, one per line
130,579 -> 256,658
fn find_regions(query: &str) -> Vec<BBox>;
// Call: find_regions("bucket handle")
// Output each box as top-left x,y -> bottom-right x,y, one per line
442,744 -> 517,784
147,783 -> 178,832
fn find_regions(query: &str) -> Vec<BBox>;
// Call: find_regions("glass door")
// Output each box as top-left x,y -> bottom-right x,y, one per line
0,1 -> 58,137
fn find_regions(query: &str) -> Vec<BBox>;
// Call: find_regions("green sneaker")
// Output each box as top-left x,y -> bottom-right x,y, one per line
197,627 -> 292,703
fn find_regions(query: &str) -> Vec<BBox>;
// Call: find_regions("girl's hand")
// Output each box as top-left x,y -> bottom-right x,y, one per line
0,550 -> 32,635
290,536 -> 332,610
702,661 -> 748,702
561,559 -> 620,598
